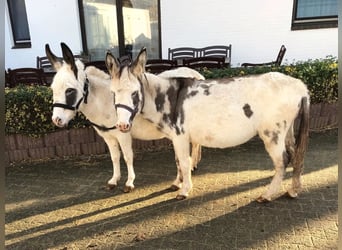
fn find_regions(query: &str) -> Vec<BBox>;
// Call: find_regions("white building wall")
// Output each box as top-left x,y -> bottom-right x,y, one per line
160,0 -> 338,66
5,0 -> 338,69
5,0 -> 82,69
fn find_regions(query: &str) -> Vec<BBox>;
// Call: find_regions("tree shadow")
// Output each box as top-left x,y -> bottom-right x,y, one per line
5,171 -> 337,249
5,130 -> 337,225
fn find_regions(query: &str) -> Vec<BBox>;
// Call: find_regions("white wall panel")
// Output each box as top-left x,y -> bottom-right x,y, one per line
160,0 -> 338,66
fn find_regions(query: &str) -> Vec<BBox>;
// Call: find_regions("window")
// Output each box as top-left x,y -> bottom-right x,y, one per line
292,0 -> 338,30
7,0 -> 31,48
79,0 -> 161,60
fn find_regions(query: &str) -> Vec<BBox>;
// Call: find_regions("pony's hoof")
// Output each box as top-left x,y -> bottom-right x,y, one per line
256,196 -> 271,203
168,185 -> 180,191
176,194 -> 187,200
104,184 -> 116,191
287,190 -> 298,198
123,186 -> 134,193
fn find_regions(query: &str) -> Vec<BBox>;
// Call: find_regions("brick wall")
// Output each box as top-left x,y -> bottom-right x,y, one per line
4,127 -> 171,164
4,103 -> 337,164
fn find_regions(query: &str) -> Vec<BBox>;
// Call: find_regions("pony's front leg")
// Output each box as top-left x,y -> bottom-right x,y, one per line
169,156 -> 182,191
172,137 -> 192,200
117,134 -> 135,193
105,138 -> 121,190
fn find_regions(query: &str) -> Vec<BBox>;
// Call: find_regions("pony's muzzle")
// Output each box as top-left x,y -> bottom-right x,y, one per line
52,116 -> 66,128
117,122 -> 131,132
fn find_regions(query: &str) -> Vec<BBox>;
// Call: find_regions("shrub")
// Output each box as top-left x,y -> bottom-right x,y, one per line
5,57 -> 338,136
5,85 -> 87,137
199,56 -> 338,104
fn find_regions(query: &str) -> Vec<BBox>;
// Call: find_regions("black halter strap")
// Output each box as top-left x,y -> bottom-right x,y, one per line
52,76 -> 117,131
115,103 -> 139,122
114,74 -> 146,122
52,77 -> 89,111
87,120 -> 117,131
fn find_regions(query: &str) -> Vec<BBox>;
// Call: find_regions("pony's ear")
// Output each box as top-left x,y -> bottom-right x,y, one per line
131,47 -> 147,76
61,42 -> 78,79
45,44 -> 62,71
105,52 -> 120,77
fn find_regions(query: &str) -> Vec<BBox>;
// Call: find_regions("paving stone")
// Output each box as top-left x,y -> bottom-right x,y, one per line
5,130 -> 338,249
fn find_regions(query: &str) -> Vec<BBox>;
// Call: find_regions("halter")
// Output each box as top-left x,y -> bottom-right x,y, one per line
52,76 -> 117,131
114,74 -> 145,123
52,77 -> 90,111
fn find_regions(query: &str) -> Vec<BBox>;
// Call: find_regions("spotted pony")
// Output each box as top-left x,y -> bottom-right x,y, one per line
106,48 -> 310,202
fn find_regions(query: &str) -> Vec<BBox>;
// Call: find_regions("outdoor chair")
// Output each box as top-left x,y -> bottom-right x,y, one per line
241,45 -> 286,67
37,54 -> 90,72
5,69 -> 10,87
182,56 -> 225,69
168,47 -> 199,61
118,55 -> 132,66
145,59 -> 178,74
7,67 -> 47,87
201,45 -> 232,67
85,60 -> 108,73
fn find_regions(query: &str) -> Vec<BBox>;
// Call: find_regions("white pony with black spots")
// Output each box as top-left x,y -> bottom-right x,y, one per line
106,48 -> 310,202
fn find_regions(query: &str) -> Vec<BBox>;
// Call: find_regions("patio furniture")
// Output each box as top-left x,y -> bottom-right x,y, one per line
5,69 -> 10,87
168,47 -> 199,61
182,56 -> 225,69
201,45 -> 232,67
36,54 -> 90,72
118,55 -> 132,66
85,60 -> 108,73
145,59 -> 178,73
168,45 -> 232,67
241,45 -> 286,67
7,67 -> 47,87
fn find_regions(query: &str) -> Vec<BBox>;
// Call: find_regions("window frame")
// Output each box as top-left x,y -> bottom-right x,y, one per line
291,0 -> 338,30
7,0 -> 32,48
78,0 -> 161,59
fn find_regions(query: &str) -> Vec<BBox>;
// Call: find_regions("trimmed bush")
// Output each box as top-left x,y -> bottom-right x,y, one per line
5,56 -> 338,136
199,56 -> 338,104
5,85 -> 87,137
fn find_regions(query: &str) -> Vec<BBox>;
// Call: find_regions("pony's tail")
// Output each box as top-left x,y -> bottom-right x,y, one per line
292,96 -> 310,174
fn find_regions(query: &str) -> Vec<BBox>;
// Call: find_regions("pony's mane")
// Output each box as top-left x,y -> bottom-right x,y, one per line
84,65 -> 111,88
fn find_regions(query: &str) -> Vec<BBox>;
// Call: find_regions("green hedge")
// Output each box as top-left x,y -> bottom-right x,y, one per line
5,56 -> 338,137
199,56 -> 338,104
5,85 -> 87,137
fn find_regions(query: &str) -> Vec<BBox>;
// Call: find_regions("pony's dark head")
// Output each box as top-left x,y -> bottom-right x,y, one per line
106,48 -> 147,132
46,42 -> 87,127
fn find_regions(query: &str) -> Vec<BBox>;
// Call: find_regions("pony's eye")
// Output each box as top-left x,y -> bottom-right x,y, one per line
65,88 -> 77,106
132,91 -> 139,106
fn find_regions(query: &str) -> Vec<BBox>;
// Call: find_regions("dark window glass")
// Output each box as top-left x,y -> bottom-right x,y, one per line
7,0 -> 31,48
292,0 -> 338,30
79,0 -> 160,60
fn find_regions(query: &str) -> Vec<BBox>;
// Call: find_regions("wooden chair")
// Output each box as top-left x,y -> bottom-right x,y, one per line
241,45 -> 286,67
145,59 -> 178,74
36,56 -> 55,72
36,54 -> 90,72
118,55 -> 132,66
182,56 -> 225,69
7,68 -> 47,87
201,45 -> 232,67
5,69 -> 10,87
84,60 -> 108,73
168,47 -> 199,61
